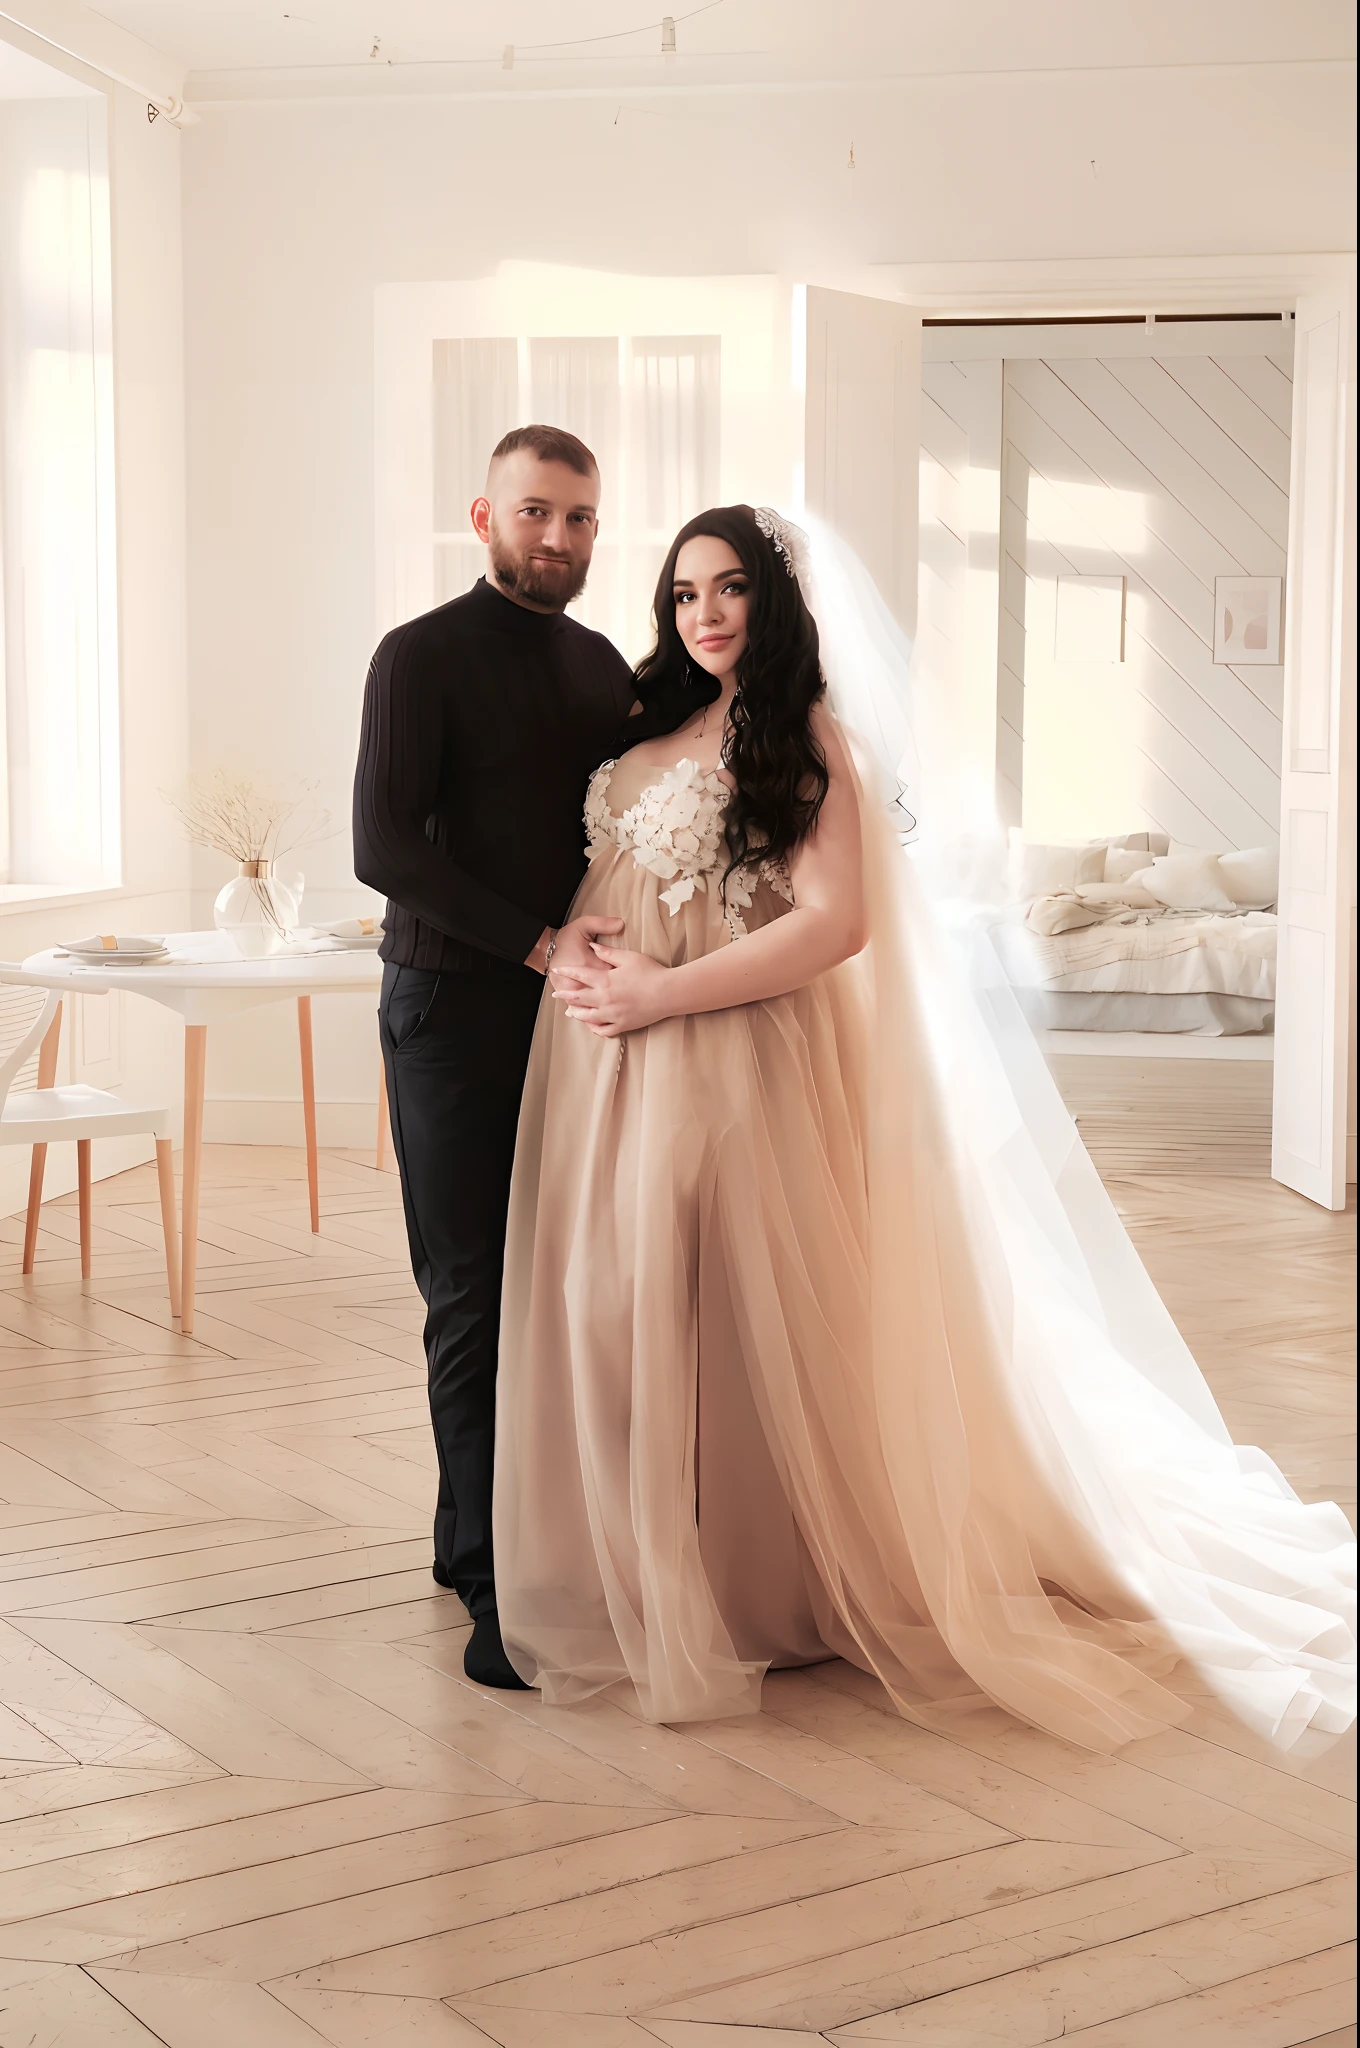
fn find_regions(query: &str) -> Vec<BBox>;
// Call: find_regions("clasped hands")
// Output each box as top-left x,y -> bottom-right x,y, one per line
547,915 -> 671,1038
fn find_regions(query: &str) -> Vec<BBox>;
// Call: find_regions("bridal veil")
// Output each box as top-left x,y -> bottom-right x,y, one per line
793,511 -> 1354,1749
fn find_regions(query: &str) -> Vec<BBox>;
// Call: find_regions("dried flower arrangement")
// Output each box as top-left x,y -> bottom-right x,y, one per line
163,773 -> 334,942
163,772 -> 332,864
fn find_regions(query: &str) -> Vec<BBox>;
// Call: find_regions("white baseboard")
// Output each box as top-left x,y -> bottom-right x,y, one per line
1041,1030 -> 1275,1060
202,1095 -> 381,1150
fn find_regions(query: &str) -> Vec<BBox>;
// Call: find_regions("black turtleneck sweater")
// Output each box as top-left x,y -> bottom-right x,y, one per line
353,578 -> 637,972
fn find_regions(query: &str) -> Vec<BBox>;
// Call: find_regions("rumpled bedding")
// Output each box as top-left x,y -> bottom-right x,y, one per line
996,895 -> 1277,999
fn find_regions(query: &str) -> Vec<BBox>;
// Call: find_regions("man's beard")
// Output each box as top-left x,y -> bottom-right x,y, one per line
488,522 -> 589,610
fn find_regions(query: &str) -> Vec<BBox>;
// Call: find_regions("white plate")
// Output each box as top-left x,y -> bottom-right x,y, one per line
59,934 -> 168,961
312,919 -> 383,944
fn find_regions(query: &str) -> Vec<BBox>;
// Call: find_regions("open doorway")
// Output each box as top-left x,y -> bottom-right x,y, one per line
919,308 -> 1355,1198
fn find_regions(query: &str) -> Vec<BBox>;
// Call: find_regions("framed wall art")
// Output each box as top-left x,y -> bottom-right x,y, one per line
1213,574 -> 1283,665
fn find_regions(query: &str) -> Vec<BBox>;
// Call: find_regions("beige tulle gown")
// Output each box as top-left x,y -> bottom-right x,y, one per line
494,735 -> 1355,1749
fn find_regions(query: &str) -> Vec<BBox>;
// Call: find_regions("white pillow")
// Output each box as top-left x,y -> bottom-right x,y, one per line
1008,832 -> 1108,900
1103,846 -> 1152,886
1130,853 -> 1238,913
1076,880 -> 1162,908
1218,845 -> 1279,909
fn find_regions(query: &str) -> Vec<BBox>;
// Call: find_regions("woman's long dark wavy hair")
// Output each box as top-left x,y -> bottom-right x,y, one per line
629,505 -> 829,888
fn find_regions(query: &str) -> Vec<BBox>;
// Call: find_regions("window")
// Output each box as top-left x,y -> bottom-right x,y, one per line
0,48 -> 118,892
375,267 -> 793,665
430,333 -> 721,657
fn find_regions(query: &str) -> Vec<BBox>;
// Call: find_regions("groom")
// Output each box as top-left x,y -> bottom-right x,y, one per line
353,424 -> 636,1688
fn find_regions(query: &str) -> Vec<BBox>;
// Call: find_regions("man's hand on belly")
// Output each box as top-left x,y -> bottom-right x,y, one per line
525,914 -> 625,986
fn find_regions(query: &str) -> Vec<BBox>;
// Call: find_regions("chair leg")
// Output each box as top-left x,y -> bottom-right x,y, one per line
77,1140 -> 92,1282
21,1001 -> 63,1276
155,1139 -> 182,1322
22,1145 -> 48,1275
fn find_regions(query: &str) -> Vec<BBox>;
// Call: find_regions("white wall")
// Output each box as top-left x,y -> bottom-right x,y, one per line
918,358 -> 1007,830
0,39 -> 190,1216
1001,327 -> 1292,850
178,64 -> 1355,1140
923,321 -> 1296,853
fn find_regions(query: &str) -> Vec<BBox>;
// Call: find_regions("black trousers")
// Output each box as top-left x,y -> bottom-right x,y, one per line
379,960 -> 544,1619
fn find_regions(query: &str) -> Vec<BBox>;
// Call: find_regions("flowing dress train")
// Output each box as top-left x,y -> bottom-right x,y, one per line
494,738 -> 1356,1748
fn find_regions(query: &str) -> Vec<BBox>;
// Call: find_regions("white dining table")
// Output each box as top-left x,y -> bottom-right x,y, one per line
19,931 -> 385,1334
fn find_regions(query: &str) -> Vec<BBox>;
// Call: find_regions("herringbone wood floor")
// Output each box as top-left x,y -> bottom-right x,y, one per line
0,1114 -> 1353,2047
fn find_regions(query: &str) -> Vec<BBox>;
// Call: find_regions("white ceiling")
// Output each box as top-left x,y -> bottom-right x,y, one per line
85,0 -> 1357,93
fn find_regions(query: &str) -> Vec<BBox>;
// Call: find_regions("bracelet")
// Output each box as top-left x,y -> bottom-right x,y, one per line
543,930 -> 559,971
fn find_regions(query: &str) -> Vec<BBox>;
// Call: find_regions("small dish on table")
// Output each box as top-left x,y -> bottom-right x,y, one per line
309,919 -> 383,951
57,934 -> 170,964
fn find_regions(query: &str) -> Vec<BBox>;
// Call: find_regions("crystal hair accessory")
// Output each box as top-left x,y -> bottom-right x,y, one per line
753,507 -> 810,583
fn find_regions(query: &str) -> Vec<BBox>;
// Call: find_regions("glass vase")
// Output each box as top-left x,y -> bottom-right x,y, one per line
213,861 -> 299,958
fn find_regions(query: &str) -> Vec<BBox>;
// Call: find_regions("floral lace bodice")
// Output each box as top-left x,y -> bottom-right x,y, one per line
584,757 -> 793,937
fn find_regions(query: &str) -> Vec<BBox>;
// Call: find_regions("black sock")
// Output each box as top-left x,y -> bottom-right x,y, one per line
464,1611 -> 532,1690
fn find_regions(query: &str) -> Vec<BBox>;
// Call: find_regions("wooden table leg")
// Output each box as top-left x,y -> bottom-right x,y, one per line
155,1138 -> 182,1322
76,1139 -> 92,1281
180,1025 -> 208,1337
376,1051 -> 395,1173
21,1000 -> 63,1275
297,996 -> 320,1234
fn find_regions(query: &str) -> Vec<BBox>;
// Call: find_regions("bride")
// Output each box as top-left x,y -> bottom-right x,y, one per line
492,502 -> 1355,1751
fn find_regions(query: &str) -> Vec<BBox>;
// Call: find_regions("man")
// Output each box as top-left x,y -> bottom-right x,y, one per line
353,424 -> 635,1688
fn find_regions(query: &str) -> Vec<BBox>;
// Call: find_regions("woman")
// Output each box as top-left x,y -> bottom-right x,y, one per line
493,504 -> 1355,1750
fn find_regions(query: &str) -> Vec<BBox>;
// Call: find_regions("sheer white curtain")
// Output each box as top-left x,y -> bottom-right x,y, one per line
632,335 -> 720,531
531,337 -> 623,640
0,94 -> 117,888
624,335 -> 720,655
431,338 -> 518,606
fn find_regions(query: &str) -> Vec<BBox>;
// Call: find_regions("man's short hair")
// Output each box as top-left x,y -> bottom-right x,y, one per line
490,423 -> 599,480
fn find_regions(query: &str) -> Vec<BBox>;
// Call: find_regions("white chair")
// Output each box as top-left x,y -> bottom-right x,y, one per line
0,973 -> 180,1316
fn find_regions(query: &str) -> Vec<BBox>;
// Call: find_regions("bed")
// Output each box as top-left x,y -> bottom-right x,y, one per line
992,833 -> 1277,1038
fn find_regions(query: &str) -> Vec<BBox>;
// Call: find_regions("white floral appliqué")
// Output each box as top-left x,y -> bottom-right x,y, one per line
719,854 -> 793,939
584,757 -> 795,933
585,758 -> 729,914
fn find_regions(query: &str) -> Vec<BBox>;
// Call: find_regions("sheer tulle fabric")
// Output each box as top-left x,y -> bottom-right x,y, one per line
494,745 -> 1355,1748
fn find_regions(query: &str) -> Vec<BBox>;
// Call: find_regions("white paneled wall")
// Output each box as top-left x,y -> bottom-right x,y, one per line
919,359 -> 1008,828
997,325 -> 1292,850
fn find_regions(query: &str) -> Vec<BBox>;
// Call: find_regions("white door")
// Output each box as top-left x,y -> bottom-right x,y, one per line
1272,273 -> 1357,1209
801,287 -> 921,635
